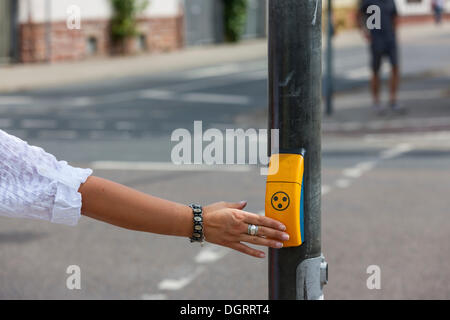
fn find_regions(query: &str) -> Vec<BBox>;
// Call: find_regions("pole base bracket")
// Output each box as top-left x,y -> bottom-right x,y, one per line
296,254 -> 328,300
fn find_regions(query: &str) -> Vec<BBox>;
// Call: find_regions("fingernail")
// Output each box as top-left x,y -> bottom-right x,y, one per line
259,252 -> 266,258
240,200 -> 248,205
282,233 -> 290,241
279,224 -> 286,231
275,242 -> 283,248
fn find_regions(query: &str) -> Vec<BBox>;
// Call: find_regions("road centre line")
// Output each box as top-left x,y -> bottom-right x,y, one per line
194,246 -> 230,264
335,179 -> 351,189
158,266 -> 206,291
333,143 -> 413,190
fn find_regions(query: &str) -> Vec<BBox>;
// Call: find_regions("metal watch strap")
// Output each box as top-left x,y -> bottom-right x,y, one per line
189,204 -> 204,244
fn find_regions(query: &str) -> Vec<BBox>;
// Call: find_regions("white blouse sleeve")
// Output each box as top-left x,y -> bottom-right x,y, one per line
0,129 -> 93,226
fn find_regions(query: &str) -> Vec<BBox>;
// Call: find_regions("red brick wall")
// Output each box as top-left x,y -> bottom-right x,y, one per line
138,15 -> 184,52
19,15 -> 184,63
20,23 -> 47,63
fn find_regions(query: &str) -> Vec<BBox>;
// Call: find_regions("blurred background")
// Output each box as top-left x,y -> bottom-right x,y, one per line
0,0 -> 449,299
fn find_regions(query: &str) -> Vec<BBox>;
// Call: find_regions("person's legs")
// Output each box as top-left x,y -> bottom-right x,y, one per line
371,71 -> 381,105
437,8 -> 443,24
387,40 -> 404,112
370,44 -> 383,113
389,65 -> 399,106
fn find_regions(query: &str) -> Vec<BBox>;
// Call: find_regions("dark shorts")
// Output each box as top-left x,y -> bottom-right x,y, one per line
370,37 -> 398,73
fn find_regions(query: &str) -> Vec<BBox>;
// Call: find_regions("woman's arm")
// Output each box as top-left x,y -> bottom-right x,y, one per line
78,176 -> 193,237
79,176 -> 289,258
0,128 -> 288,258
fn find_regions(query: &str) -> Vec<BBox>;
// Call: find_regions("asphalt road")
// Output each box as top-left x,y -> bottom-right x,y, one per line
1,132 -> 449,300
1,30 -> 450,299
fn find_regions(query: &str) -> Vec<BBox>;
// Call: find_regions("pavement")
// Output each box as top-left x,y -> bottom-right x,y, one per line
0,22 -> 449,300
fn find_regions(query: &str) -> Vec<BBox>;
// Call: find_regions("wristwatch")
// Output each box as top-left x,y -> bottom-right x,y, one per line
189,204 -> 204,244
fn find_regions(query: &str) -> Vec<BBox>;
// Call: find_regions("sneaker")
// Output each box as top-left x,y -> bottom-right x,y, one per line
390,102 -> 407,114
372,103 -> 387,116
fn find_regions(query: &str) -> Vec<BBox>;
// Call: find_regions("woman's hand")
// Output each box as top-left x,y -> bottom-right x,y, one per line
202,201 -> 289,258
79,177 -> 288,258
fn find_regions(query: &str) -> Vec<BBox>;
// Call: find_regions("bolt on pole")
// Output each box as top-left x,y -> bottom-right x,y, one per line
268,0 -> 327,300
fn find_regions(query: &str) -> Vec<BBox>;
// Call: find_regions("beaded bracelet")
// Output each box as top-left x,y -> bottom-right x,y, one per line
189,204 -> 204,244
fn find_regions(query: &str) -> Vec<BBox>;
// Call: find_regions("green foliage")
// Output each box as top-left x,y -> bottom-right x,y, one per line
223,0 -> 248,42
110,0 -> 149,42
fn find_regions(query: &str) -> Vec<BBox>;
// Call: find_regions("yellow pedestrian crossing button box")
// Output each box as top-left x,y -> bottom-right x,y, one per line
265,149 -> 305,247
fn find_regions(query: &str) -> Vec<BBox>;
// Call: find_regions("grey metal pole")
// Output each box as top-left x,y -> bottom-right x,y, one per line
325,0 -> 334,116
9,0 -> 19,62
45,0 -> 52,62
268,0 -> 327,300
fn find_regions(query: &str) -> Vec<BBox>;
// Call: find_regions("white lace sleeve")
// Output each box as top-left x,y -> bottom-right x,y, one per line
0,129 -> 93,226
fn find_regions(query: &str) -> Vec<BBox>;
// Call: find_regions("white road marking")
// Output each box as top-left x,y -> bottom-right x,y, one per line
195,246 -> 230,264
324,116 -> 450,132
364,130 -> 450,144
158,266 -> 205,291
139,89 -> 175,100
183,61 -> 266,80
335,89 -> 446,111
342,161 -> 376,178
0,96 -> 32,105
344,64 -> 390,80
21,119 -> 58,129
380,143 -> 413,160
90,161 -> 252,172
335,179 -> 351,188
37,130 -> 78,139
115,121 -> 136,130
237,70 -> 267,81
321,185 -> 332,195
141,89 -> 251,105
184,64 -> 242,79
69,120 -> 106,130
181,92 -> 250,105
69,97 -> 95,107
332,144 -> 413,193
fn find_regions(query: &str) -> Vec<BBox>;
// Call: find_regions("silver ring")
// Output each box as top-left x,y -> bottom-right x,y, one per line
247,224 -> 259,236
